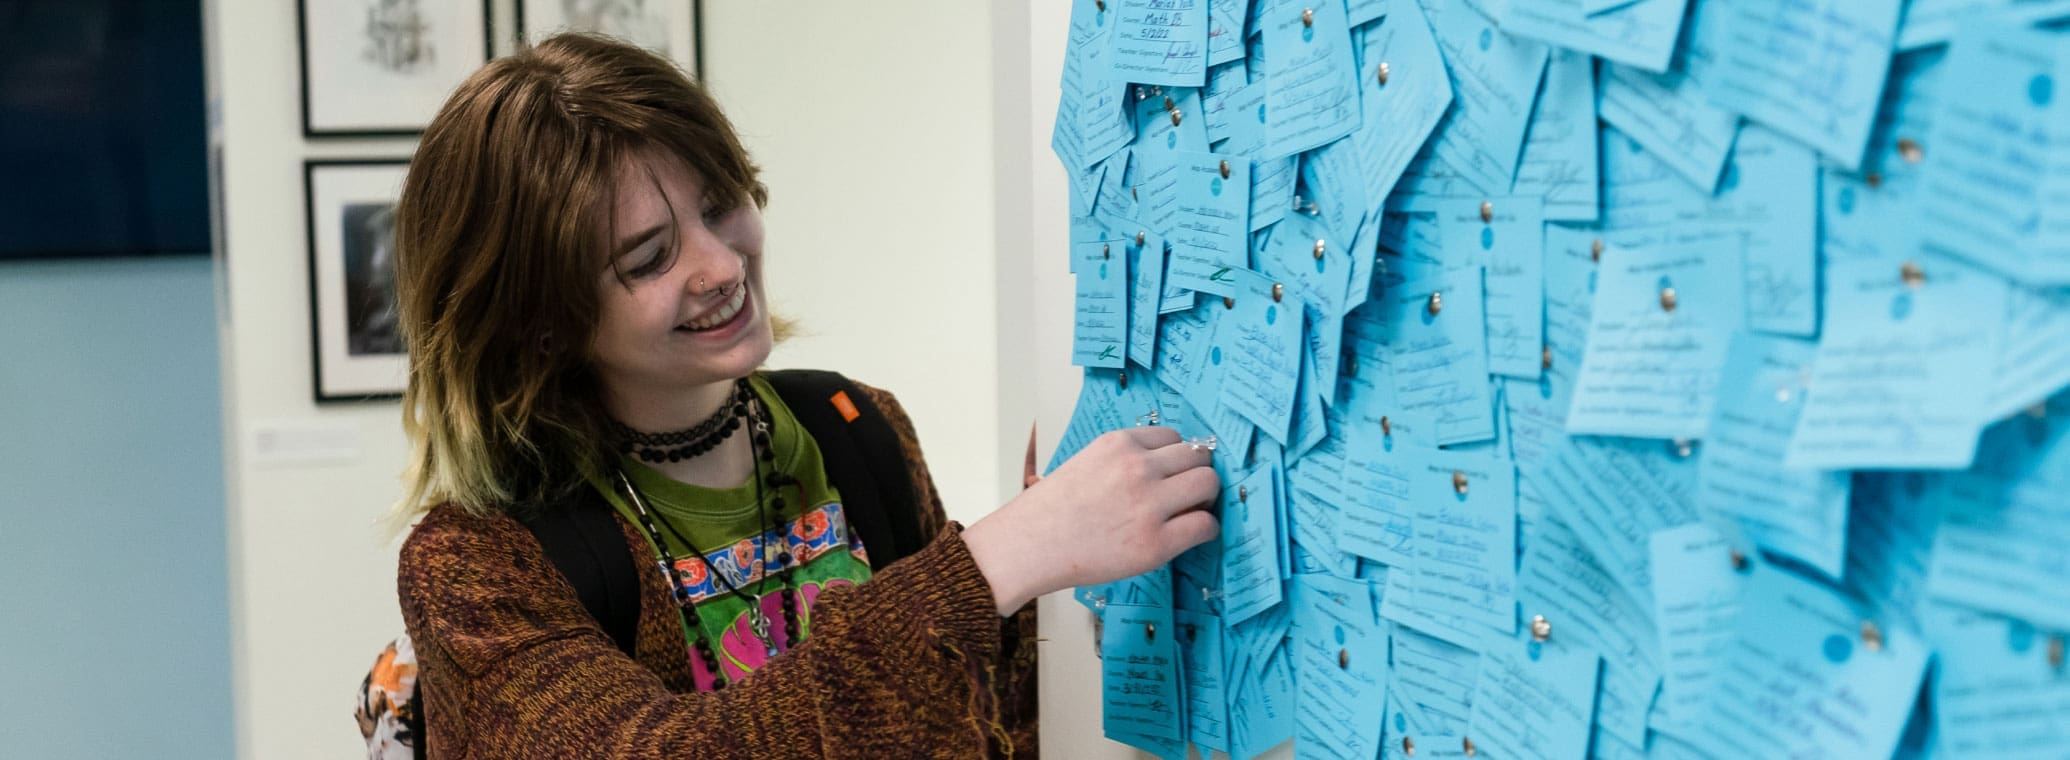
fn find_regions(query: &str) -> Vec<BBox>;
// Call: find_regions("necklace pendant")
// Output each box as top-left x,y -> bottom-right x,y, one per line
748,607 -> 772,644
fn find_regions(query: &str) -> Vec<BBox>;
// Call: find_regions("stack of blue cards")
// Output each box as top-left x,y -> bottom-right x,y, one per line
1052,0 -> 2070,757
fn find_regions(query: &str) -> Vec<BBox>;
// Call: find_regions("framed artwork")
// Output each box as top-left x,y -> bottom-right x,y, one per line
305,159 -> 411,402
517,0 -> 701,76
296,0 -> 493,137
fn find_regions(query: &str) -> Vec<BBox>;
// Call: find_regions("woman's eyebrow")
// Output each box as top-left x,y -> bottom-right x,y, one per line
613,222 -> 668,258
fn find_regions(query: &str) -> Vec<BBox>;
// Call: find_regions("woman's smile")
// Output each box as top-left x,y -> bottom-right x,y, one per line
675,283 -> 754,339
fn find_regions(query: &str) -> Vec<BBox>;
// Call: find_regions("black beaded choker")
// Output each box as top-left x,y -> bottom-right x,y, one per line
612,379 -> 752,462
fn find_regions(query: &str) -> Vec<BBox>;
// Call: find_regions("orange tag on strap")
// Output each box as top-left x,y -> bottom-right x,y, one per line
830,391 -> 861,423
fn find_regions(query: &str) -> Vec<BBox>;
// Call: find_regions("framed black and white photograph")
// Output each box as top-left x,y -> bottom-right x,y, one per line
296,0 -> 492,137
517,0 -> 700,75
305,159 -> 410,402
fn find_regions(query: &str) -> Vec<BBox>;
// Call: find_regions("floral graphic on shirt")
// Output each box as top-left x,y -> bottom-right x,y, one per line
658,502 -> 866,606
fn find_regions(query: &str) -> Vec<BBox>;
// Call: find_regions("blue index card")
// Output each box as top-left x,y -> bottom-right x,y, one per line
1501,0 -> 1688,74
1217,269 -> 1304,443
1705,0 -> 1903,170
1381,268 -> 1498,446
1843,472 -> 1942,631
1298,139 -> 1369,250
1054,0 -> 1135,172
1349,2 -> 1454,217
1693,565 -> 1931,760
1128,235 -> 1165,369
1595,62 -> 1739,195
1132,85 -> 1211,155
1250,155 -> 1298,233
1220,464 -> 1284,626
1201,60 -> 1247,145
1227,640 -> 1296,759
1100,602 -> 1185,743
1897,0 -> 2070,50
1465,631 -> 1601,760
1050,369 -> 1132,473
1784,254 -> 2006,470
1206,0 -> 1246,66
1515,516 -> 1660,746
1508,224 -> 1599,469
1566,239 -> 1742,439
1420,0 -> 1551,195
1154,301 -> 1216,404
1925,404 -> 2070,630
1290,575 -> 1388,760
1388,623 -> 1483,732
1345,0 -> 1387,27
1696,332 -> 1849,579
1917,20 -> 2070,286
1533,435 -> 1701,607
1919,602 -> 2070,756
1174,609 -> 1231,753
1258,204 -> 1350,323
1073,244 -> 1131,369
1258,0 -> 1361,160
1146,150 -> 1251,296
1408,449 -> 1519,639
1718,124 -> 1819,337
1647,522 -> 1748,737
1510,49 -> 1599,223
1287,451 -> 1359,578
1106,0 -> 1209,87
1338,410 -> 1424,568
1439,196 -> 1546,380
1990,284 -> 2070,421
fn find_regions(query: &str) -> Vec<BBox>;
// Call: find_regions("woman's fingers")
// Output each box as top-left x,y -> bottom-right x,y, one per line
1149,465 -> 1220,518
1142,438 -> 1216,479
1117,424 -> 1183,450
1160,509 -> 1220,555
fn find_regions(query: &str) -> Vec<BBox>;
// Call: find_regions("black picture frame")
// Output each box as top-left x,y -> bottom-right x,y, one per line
305,158 -> 412,403
513,0 -> 702,77
296,0 -> 495,138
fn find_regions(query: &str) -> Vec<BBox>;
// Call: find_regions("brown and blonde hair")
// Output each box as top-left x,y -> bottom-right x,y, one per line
389,33 -> 768,525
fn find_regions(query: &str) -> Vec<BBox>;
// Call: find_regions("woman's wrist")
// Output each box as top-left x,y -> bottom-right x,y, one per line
961,512 -> 1046,617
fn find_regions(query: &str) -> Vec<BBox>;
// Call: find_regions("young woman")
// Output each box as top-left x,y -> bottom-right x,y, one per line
388,34 -> 1220,757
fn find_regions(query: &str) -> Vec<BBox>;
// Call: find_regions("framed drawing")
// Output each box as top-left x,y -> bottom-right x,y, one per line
297,0 -> 493,137
517,0 -> 701,76
305,159 -> 411,402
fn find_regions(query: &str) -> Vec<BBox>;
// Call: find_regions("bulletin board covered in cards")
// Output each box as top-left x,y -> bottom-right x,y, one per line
1047,0 -> 2070,758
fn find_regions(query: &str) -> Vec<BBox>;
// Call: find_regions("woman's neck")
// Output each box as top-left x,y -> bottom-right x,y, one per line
608,375 -> 758,490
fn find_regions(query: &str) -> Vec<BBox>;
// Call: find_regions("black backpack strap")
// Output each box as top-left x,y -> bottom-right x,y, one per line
521,493 -> 642,658
764,369 -> 927,570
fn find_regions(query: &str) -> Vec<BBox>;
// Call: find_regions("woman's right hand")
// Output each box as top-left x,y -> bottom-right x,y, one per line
962,426 -> 1221,616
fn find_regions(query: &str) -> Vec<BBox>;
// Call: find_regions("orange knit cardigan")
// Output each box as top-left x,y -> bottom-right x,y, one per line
396,385 -> 1040,758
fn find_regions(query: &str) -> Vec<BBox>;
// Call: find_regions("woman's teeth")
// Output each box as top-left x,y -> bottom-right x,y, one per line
680,286 -> 747,331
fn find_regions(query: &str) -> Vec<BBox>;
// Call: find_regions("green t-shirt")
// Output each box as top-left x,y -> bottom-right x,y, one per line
595,374 -> 874,689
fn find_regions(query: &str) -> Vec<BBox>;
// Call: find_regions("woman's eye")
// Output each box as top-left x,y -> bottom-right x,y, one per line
701,202 -> 730,225
626,244 -> 672,278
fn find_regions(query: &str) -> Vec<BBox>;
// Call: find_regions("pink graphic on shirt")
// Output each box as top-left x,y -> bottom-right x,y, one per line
687,577 -> 856,690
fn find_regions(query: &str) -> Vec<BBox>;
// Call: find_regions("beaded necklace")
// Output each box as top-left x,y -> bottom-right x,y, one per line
611,386 -> 800,689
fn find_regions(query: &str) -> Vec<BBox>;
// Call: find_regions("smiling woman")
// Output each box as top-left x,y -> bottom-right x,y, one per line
374,32 -> 1221,760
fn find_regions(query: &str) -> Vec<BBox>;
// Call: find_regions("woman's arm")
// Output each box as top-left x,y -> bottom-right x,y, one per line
400,505 -> 1005,759
857,383 -> 1041,757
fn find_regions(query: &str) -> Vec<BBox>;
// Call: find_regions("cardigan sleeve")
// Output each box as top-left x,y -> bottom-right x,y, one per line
855,382 -> 1041,758
398,502 -> 1007,759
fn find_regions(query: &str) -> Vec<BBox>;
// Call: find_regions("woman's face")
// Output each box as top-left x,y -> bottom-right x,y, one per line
590,152 -> 772,400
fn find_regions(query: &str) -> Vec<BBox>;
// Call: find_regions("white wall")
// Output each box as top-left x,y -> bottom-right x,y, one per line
700,1 -> 1010,523
210,0 -> 417,756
